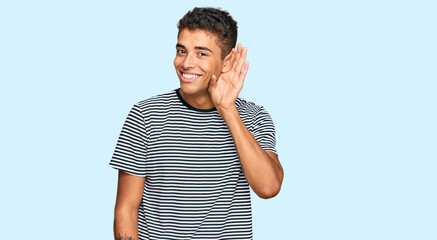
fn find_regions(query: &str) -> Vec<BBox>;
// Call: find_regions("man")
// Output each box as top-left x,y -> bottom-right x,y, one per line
110,7 -> 284,240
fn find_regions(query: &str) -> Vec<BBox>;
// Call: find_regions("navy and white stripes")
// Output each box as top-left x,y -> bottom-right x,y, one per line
110,89 -> 277,239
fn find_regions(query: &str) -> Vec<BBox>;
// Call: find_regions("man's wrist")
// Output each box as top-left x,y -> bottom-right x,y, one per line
217,105 -> 239,122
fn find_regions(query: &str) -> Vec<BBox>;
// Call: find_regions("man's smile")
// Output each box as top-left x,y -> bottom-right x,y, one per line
180,71 -> 201,82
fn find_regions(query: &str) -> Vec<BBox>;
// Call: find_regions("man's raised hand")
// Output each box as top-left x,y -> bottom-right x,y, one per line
209,43 -> 249,113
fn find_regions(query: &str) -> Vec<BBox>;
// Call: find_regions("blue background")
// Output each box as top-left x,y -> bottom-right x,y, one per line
1,0 -> 436,239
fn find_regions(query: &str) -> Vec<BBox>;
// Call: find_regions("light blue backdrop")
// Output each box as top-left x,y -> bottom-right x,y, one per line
1,0 -> 436,239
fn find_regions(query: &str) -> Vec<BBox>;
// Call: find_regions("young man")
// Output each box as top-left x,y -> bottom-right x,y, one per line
110,7 -> 284,240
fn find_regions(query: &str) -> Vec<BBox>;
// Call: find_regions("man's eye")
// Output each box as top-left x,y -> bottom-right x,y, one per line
177,49 -> 185,54
199,52 -> 207,57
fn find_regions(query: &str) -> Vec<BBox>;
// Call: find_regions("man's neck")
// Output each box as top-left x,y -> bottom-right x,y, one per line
179,89 -> 215,110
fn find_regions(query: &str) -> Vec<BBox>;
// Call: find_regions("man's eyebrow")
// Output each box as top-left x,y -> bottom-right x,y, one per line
176,44 -> 213,53
195,46 -> 212,52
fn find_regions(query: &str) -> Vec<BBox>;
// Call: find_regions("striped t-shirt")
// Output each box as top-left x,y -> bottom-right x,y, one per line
110,89 -> 277,240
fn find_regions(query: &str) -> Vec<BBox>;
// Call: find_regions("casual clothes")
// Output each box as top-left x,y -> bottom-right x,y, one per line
110,89 -> 277,239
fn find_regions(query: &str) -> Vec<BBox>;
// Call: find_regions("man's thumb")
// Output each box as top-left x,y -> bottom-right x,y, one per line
210,75 -> 218,87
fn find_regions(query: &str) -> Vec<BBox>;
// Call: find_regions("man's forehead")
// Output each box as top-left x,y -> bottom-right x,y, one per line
178,28 -> 218,38
177,29 -> 221,49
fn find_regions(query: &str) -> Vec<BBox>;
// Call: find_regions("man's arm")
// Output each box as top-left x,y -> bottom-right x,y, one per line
114,170 -> 145,240
220,107 -> 283,199
209,44 -> 284,199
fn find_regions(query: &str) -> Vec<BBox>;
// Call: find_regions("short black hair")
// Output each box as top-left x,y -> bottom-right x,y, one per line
177,7 -> 238,59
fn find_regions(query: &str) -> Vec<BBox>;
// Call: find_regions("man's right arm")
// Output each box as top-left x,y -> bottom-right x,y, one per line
114,170 -> 145,240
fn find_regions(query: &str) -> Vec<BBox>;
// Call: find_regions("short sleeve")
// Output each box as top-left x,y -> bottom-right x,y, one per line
109,104 -> 148,177
251,107 -> 278,156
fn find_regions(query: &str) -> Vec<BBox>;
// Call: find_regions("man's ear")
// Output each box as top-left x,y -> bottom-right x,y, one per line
221,49 -> 235,73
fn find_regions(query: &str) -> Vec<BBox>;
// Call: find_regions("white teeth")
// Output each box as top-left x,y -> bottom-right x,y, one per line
182,73 -> 199,79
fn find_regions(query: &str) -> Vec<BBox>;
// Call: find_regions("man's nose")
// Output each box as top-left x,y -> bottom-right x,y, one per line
182,54 -> 195,69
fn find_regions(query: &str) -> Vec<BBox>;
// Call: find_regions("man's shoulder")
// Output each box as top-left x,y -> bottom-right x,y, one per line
236,97 -> 266,116
235,97 -> 275,132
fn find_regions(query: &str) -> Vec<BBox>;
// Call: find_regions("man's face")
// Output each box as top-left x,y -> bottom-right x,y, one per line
174,29 -> 225,97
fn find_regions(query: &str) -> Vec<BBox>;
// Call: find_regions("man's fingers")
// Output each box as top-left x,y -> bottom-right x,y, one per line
240,60 -> 249,81
236,47 -> 247,73
232,43 -> 242,71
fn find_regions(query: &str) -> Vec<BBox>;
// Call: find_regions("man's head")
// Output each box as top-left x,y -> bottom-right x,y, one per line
174,7 -> 239,103
177,7 -> 238,60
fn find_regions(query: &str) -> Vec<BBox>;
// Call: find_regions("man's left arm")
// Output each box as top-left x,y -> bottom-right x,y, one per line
209,43 -> 284,199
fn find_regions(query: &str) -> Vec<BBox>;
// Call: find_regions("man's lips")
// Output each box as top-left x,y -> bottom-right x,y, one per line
180,71 -> 201,83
